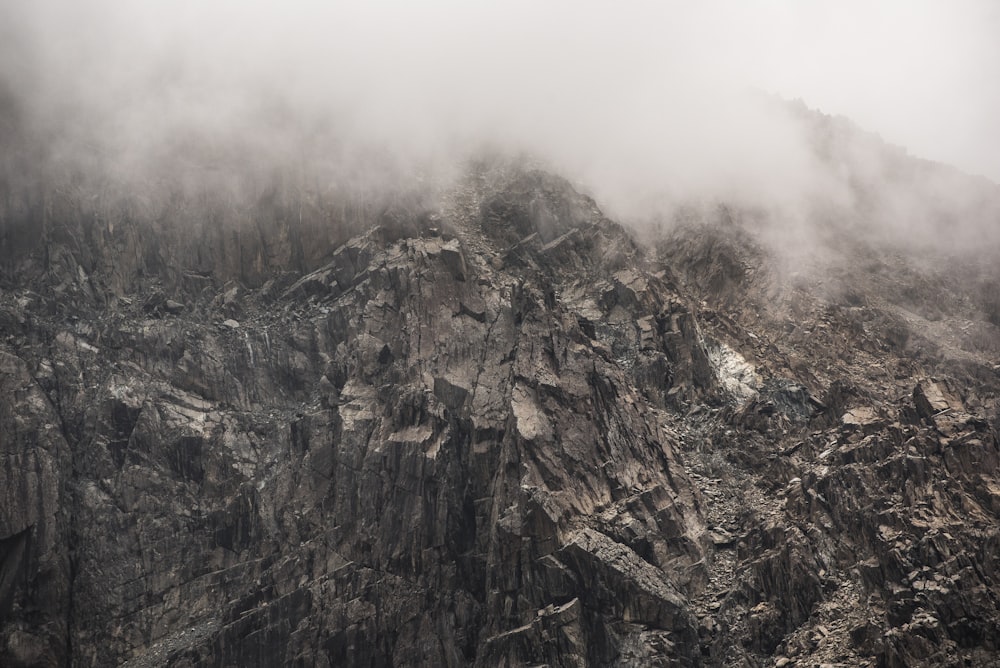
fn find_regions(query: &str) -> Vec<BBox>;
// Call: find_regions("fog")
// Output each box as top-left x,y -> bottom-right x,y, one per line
2,1 -> 999,249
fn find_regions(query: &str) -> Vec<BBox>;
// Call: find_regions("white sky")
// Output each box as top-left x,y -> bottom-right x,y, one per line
3,0 -> 999,188
715,1 -> 1000,181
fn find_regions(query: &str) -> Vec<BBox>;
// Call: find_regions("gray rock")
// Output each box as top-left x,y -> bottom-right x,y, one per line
1,161 -> 1000,667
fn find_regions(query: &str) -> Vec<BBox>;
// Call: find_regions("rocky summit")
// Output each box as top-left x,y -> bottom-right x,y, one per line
2,153 -> 1000,667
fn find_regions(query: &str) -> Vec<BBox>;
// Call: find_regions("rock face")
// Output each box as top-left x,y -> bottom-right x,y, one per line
0,352 -> 71,668
1,160 -> 1000,667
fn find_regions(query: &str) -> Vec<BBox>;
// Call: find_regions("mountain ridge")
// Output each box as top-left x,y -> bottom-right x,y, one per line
1,115 -> 1000,666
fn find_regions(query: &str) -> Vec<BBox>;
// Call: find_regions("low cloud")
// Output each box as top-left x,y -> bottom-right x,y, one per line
2,1 -> 998,255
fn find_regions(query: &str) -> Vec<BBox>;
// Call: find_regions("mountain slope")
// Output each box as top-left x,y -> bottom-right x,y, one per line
1,142 -> 999,668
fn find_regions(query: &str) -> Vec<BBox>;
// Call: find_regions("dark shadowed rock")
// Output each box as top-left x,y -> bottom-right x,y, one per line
1,160 -> 999,667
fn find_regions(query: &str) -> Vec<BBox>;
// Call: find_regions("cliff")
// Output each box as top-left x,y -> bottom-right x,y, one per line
1,155 -> 1000,666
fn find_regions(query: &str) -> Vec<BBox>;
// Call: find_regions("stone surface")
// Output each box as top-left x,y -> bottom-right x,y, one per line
1,157 -> 999,667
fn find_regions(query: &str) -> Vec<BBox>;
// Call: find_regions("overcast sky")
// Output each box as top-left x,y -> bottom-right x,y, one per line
718,0 -> 1000,181
2,0 -> 998,204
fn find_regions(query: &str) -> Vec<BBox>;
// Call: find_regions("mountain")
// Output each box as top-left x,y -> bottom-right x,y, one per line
2,110 -> 1000,666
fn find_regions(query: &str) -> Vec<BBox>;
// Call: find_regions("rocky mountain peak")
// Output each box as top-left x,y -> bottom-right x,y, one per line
2,151 -> 1000,667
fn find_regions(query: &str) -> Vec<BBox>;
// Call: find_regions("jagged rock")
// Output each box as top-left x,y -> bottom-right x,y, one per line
1,160 -> 999,668
841,406 -> 881,433
433,376 -> 470,412
0,352 -> 72,668
439,238 -> 468,281
913,381 -> 962,421
164,299 -> 185,315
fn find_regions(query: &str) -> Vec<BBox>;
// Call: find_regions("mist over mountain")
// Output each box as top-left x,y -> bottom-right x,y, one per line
4,2 -> 999,260
2,3 -> 1000,668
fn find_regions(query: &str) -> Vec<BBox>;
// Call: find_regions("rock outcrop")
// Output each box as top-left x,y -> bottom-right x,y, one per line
1,159 -> 999,667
